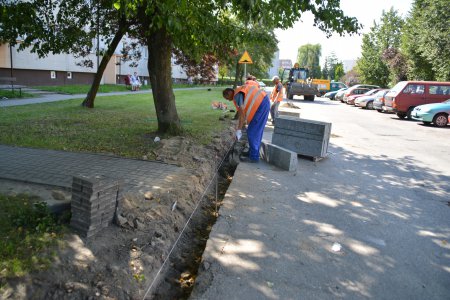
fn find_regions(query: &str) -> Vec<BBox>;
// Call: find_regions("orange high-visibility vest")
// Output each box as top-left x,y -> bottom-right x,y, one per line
231,81 -> 260,110
271,83 -> 283,102
233,85 -> 267,124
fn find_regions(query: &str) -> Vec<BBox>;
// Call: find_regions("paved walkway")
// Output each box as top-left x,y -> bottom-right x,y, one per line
0,145 -> 180,190
0,87 -> 219,107
190,98 -> 450,300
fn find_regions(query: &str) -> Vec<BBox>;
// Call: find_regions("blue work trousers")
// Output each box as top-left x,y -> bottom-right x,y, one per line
247,95 -> 270,161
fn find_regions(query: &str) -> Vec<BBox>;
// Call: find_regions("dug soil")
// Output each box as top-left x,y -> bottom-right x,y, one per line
0,122 -> 238,300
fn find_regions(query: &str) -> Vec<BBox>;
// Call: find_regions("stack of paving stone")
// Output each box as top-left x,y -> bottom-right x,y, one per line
70,175 -> 120,237
272,116 -> 331,160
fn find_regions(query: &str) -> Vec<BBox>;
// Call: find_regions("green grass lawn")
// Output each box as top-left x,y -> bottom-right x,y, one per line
0,194 -> 65,279
34,83 -> 223,95
0,89 -> 34,99
0,89 -> 230,158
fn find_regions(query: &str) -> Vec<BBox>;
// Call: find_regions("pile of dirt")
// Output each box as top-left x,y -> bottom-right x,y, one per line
1,124 -> 237,300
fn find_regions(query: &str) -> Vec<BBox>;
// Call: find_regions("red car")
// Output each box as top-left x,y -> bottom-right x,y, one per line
344,88 -> 370,104
342,84 -> 380,103
347,88 -> 382,105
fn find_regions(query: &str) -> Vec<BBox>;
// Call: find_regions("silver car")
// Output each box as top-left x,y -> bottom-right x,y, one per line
373,89 -> 390,112
356,89 -> 389,109
335,88 -> 348,102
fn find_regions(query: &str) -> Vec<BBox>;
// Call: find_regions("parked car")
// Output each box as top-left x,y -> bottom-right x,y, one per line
383,81 -> 450,119
335,88 -> 348,102
341,84 -> 380,103
343,88 -> 371,104
411,99 -> 450,127
355,89 -> 389,109
324,87 -> 346,100
373,89 -> 391,112
257,81 -> 266,88
351,88 -> 382,106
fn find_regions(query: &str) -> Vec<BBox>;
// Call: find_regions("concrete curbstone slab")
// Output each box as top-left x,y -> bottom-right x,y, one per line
260,140 -> 298,171
272,117 -> 331,159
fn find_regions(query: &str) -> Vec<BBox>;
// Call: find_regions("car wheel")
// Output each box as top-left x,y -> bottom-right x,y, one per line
366,101 -> 374,110
406,107 -> 415,120
397,112 -> 407,119
433,113 -> 448,127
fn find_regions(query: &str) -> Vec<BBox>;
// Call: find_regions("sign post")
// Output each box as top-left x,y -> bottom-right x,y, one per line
238,51 -> 253,80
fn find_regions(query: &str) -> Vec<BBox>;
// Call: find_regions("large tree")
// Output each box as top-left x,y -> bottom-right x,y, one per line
1,0 -> 361,134
356,29 -> 390,86
112,0 -> 361,133
402,0 -> 449,81
356,8 -> 404,87
297,43 -> 321,78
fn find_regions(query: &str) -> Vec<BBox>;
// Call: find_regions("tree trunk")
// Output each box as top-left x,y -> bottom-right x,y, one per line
81,29 -> 125,108
147,28 -> 182,134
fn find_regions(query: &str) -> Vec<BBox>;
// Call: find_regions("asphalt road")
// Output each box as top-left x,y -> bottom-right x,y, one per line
192,96 -> 450,299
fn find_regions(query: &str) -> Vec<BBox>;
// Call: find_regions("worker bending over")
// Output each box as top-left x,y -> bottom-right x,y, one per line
222,86 -> 270,163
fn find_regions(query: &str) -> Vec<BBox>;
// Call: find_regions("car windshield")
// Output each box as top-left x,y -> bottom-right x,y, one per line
390,81 -> 408,93
444,99 -> 450,103
364,89 -> 378,95
375,90 -> 386,97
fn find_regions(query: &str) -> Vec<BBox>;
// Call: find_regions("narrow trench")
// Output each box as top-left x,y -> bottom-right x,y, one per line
151,154 -> 237,299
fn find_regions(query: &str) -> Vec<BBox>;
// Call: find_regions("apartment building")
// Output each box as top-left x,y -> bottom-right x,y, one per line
0,40 -> 190,86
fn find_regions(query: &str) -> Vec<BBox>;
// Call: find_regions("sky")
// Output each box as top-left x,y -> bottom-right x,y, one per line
275,0 -> 413,65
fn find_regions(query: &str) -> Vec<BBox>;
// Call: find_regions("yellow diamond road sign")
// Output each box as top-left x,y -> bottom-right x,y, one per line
239,51 -> 253,64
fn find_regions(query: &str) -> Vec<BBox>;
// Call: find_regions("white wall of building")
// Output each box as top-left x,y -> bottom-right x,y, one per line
12,44 -> 97,73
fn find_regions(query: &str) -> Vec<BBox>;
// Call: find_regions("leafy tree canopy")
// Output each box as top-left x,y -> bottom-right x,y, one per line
356,8 -> 404,87
0,0 -> 362,133
402,0 -> 449,81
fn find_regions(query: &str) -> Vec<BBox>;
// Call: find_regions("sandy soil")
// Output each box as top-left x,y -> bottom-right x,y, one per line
1,122 -> 236,300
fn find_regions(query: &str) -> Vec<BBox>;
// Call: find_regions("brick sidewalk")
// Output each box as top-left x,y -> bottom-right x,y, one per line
0,145 -> 181,190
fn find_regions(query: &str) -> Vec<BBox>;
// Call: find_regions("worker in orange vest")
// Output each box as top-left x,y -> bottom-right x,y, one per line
270,75 -> 283,124
231,75 -> 261,120
222,85 -> 270,163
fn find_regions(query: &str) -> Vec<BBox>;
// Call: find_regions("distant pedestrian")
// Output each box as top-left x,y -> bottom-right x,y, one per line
270,76 -> 284,124
222,85 -> 270,163
131,72 -> 141,91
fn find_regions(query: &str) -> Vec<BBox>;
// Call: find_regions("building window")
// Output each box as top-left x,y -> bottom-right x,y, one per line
50,71 -> 56,79
67,72 -> 72,79
142,46 -> 148,58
